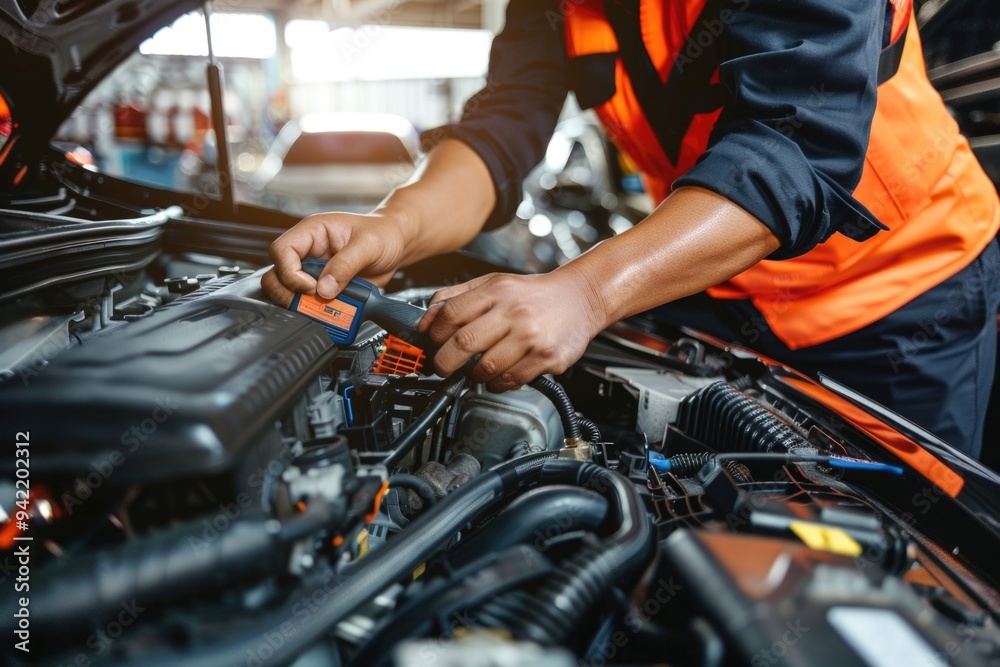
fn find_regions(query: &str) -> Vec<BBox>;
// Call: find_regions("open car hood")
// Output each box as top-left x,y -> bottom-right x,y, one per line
0,0 -> 200,183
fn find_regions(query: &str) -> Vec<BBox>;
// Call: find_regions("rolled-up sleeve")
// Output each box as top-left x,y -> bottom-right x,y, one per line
420,0 -> 568,229
674,0 -> 889,258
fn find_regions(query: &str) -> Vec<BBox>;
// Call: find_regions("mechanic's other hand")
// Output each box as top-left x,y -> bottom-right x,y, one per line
419,267 -> 607,392
262,212 -> 407,307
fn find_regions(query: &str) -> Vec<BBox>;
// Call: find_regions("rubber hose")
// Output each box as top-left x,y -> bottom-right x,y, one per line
476,460 -> 656,645
449,485 -> 608,566
477,554 -> 604,644
662,452 -> 715,477
389,473 -> 438,510
530,376 -> 582,441
23,502 -> 335,638
577,417 -> 602,443
350,545 -> 555,667
655,453 -> 752,483
383,374 -> 465,469
507,440 -> 545,459
114,452 -> 565,667
545,461 -> 654,586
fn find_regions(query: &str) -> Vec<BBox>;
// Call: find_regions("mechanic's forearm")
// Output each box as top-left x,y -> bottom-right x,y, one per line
375,139 -> 497,266
564,186 -> 782,330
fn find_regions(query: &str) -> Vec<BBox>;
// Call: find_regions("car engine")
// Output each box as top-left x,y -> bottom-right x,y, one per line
2,221 -> 1000,667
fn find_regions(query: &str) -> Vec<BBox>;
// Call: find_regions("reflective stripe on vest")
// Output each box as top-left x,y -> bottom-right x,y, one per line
565,1 -> 999,349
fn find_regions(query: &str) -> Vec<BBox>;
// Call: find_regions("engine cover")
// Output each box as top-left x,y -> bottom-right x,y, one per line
0,276 -> 337,484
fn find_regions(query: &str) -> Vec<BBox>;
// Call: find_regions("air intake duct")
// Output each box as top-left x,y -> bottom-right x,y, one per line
674,381 -> 808,453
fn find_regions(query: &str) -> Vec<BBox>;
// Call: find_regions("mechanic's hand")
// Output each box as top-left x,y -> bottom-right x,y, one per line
419,267 -> 608,392
262,212 -> 407,307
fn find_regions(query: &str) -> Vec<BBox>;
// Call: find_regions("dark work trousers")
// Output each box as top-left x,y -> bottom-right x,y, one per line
649,239 -> 1000,460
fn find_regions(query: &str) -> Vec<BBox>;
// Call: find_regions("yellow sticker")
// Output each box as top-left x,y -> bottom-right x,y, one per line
789,521 -> 863,557
413,562 -> 426,580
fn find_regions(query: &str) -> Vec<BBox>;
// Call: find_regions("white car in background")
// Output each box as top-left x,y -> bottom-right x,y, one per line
249,111 -> 420,214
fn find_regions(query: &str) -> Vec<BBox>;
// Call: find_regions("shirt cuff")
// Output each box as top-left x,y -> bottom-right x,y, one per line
420,124 -> 521,231
674,119 -> 887,260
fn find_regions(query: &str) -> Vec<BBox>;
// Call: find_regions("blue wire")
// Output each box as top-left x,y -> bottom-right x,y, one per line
342,384 -> 355,426
648,453 -> 902,476
648,458 -> 671,473
827,457 -> 904,475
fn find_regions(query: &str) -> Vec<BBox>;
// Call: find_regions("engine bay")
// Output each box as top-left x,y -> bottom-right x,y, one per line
2,214 -> 1000,667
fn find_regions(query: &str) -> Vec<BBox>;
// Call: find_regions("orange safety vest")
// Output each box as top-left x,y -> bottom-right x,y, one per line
565,0 -> 1000,349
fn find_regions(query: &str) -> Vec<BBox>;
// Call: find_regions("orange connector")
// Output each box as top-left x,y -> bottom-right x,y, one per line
373,334 -> 426,376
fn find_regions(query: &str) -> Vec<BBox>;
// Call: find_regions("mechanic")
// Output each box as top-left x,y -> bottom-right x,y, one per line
264,0 -> 1000,459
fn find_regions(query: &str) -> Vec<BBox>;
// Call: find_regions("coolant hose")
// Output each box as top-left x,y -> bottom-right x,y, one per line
388,473 -> 438,509
562,461 -> 655,585
530,376 -> 582,441
475,459 -> 657,645
449,485 -> 608,566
